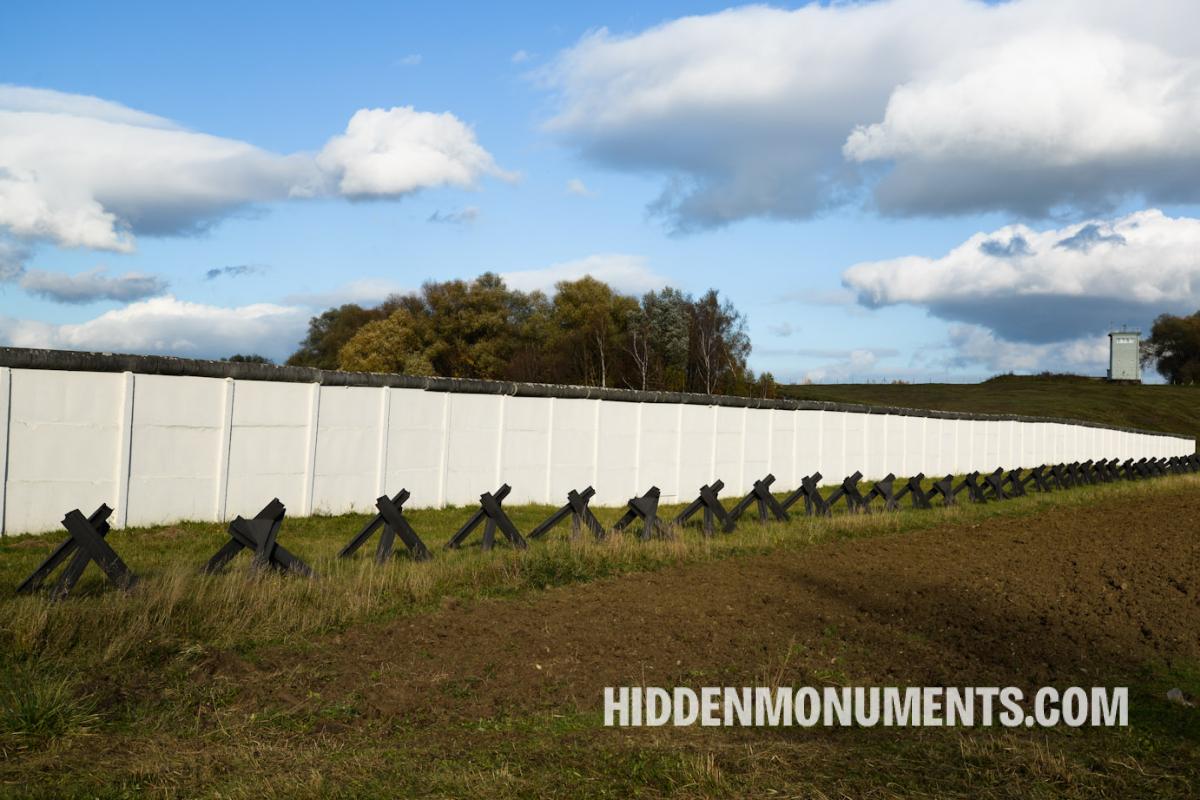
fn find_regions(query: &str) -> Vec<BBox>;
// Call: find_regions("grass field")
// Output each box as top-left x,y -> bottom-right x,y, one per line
1,473 -> 1198,798
780,374 -> 1200,446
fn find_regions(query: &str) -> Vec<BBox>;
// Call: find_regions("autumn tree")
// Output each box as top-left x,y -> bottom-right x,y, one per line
338,273 -> 548,380
550,277 -> 637,387
286,300 -> 401,369
292,271 -> 759,397
689,289 -> 751,394
1142,311 -> 1200,384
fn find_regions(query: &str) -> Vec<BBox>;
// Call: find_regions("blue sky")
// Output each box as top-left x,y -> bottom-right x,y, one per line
3,0 -> 1199,382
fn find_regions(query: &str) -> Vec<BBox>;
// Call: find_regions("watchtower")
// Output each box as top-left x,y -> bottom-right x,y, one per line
1107,330 -> 1141,382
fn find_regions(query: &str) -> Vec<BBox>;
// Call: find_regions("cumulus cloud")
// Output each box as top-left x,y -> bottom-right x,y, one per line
0,85 -> 505,254
427,206 -> 480,225
799,349 -> 889,384
541,0 -> 1200,228
501,253 -> 668,294
316,107 -> 509,197
0,295 -> 308,359
18,267 -> 168,304
842,209 -> 1199,344
943,324 -> 1109,375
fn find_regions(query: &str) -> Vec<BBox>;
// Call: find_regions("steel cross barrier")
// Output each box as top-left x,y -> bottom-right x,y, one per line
673,480 -> 735,535
957,472 -> 989,504
1048,464 -> 1071,489
861,473 -> 899,512
338,489 -> 431,563
894,473 -> 934,510
728,474 -> 790,524
1019,466 -> 1051,493
202,499 -> 315,576
613,486 -> 669,540
446,484 -> 528,551
982,468 -> 1010,501
928,474 -> 963,506
1119,459 -> 1137,481
826,472 -> 868,513
779,472 -> 832,517
1098,458 -> 1120,482
529,487 -> 606,541
16,504 -> 138,598
1002,468 -> 1027,497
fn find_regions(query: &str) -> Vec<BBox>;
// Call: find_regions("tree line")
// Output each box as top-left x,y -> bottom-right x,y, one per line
284,273 -> 777,397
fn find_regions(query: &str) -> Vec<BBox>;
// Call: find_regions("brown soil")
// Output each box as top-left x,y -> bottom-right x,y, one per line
227,485 -> 1200,724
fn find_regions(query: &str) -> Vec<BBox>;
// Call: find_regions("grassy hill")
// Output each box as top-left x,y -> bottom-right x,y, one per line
779,374 -> 1199,447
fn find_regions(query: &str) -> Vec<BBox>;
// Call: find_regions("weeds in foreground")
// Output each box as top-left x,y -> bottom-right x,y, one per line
0,475 -> 1195,697
0,667 -> 97,744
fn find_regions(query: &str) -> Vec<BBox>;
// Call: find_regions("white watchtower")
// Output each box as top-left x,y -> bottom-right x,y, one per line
1106,330 -> 1141,382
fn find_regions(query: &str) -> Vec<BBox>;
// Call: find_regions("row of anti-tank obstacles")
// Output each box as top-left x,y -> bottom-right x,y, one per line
17,453 -> 1200,598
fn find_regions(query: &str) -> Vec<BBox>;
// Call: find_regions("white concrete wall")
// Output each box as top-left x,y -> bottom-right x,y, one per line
0,365 -> 1193,535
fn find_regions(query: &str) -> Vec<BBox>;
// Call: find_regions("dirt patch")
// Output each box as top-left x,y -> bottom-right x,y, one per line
228,484 -> 1200,723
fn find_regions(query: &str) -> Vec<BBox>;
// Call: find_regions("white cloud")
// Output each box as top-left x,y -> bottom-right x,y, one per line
800,349 -> 885,384
565,178 -> 593,196
511,50 -> 532,64
943,324 -> 1109,375
0,86 -> 506,254
541,0 -> 1200,228
398,54 -> 422,66
316,107 -> 509,197
842,209 -> 1200,343
18,267 -> 168,304
0,295 -> 308,359
501,253 -> 668,295
766,321 -> 793,337
284,278 -> 411,308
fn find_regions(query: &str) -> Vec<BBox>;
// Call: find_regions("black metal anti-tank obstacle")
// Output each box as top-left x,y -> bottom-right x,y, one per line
673,480 -> 735,535
613,486 -> 669,540
14,453 -> 1200,594
339,489 -> 432,562
530,487 -> 606,541
202,499 -> 315,577
445,484 -> 528,551
16,504 -> 138,598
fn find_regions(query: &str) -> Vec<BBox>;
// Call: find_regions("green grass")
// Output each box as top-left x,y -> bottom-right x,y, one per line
1,476 -> 1197,797
0,484 -> 1048,676
780,374 -> 1200,446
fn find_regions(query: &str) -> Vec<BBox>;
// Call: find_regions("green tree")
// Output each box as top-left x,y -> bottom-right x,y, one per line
1142,311 -> 1200,384
286,301 -> 401,369
626,289 -> 692,391
225,353 -> 273,364
338,273 -> 546,380
688,289 -> 751,394
551,277 -> 638,387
